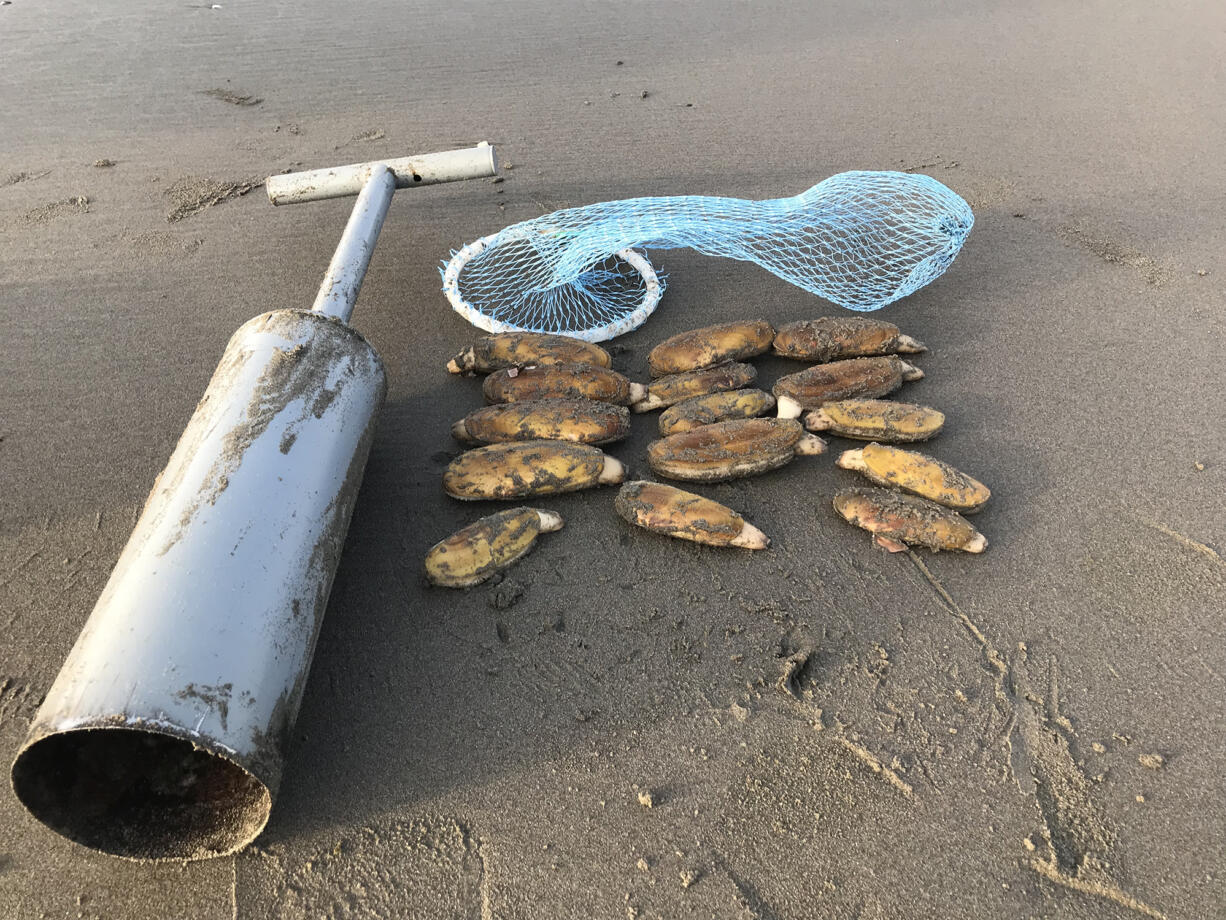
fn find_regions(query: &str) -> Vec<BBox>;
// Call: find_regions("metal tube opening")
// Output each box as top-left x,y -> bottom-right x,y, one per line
11,727 -> 271,861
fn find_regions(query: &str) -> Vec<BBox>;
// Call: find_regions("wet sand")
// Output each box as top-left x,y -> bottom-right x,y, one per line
1,1 -> 1223,917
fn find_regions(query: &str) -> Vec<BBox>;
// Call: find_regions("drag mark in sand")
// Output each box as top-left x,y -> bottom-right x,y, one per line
906,550 -> 1006,676
479,836 -> 494,920
335,128 -> 387,149
769,626 -> 925,798
2,169 -> 51,187
1059,225 -> 1169,285
1,547 -> 45,630
1029,856 -> 1166,920
1007,647 -> 1112,872
1011,660 -> 1165,919
834,734 -> 914,798
0,677 -> 43,728
898,155 -> 959,173
902,552 -> 1167,919
708,854 -> 784,920
201,88 -> 263,107
1143,520 -> 1223,567
165,176 -> 262,222
0,549 -> 41,591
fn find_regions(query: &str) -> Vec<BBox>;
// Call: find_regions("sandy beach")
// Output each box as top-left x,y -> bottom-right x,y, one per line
2,1 -> 1223,917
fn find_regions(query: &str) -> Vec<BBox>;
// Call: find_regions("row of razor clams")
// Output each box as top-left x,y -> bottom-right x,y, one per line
426,320 -> 991,587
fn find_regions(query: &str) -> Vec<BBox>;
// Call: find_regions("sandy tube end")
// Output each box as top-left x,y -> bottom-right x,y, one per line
729,521 -> 771,550
446,347 -> 475,374
628,382 -> 649,404
963,532 -> 989,554
776,395 -> 804,419
631,395 -> 664,413
896,334 -> 927,354
478,140 -> 499,174
900,361 -> 925,382
535,509 -> 565,532
836,448 -> 867,471
10,725 -> 272,861
794,433 -> 827,456
451,419 -> 472,442
598,455 -> 626,484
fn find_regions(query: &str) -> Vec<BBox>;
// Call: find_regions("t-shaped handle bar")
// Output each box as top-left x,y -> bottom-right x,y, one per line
265,143 -> 499,323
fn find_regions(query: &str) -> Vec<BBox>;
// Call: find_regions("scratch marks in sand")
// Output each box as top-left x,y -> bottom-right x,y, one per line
201,88 -> 263,107
1007,647 -> 1110,868
625,847 -> 790,920
904,552 -> 1166,919
833,734 -> 914,798
1143,520 -> 1223,567
478,835 -> 494,920
1059,225 -> 1170,285
165,176 -> 262,222
0,549 -> 41,592
1010,650 -> 1166,919
1029,856 -> 1167,920
708,855 -> 785,920
3,169 -> 51,187
1,512 -> 126,638
334,128 -> 387,150
906,550 -> 1006,677
0,677 -> 43,728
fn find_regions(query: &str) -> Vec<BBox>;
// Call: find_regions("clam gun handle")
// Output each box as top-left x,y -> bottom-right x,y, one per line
266,144 -> 499,324
9,144 -> 497,863
265,142 -> 498,204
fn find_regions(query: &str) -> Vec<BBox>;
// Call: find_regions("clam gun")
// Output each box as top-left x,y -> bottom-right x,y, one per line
10,144 -> 498,860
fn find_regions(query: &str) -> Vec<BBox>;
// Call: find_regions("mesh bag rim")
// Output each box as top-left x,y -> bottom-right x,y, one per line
442,232 -> 663,343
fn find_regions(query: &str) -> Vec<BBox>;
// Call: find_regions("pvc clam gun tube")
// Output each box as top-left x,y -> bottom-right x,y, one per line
9,145 -> 498,860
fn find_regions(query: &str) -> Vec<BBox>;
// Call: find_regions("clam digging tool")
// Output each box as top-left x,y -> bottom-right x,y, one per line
10,144 -> 498,860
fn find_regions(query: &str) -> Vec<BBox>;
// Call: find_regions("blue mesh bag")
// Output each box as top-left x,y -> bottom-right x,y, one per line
443,171 -> 973,342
